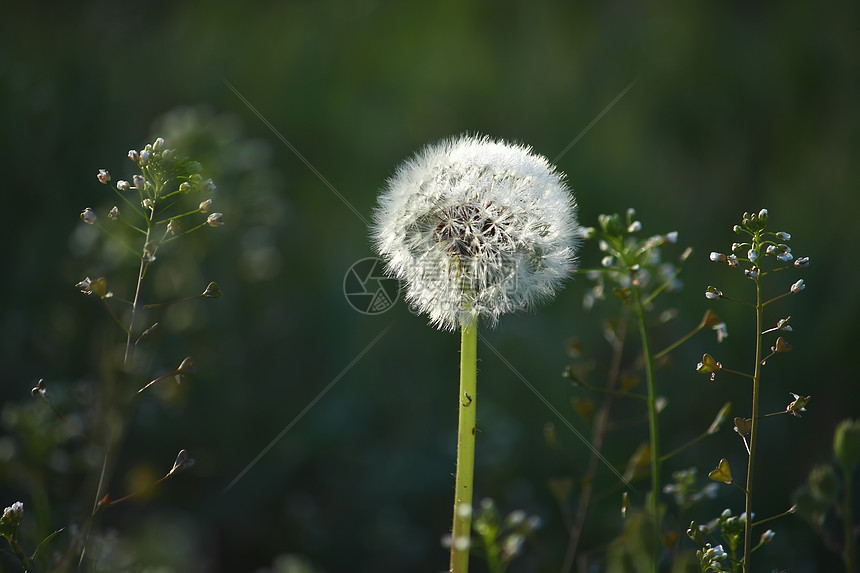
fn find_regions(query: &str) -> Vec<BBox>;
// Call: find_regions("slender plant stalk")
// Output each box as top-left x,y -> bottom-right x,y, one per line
844,465 -> 856,573
560,314 -> 628,573
632,283 -> 660,573
742,277 -> 764,572
450,321 -> 478,573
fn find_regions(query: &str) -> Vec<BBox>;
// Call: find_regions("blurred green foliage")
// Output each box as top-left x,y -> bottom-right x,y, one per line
1,2 -> 858,571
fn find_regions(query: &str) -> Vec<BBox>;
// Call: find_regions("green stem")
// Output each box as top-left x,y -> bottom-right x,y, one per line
844,466 -> 856,573
654,323 -> 703,360
632,283 -> 661,572
7,535 -> 33,572
450,321 -> 478,573
742,276 -> 764,572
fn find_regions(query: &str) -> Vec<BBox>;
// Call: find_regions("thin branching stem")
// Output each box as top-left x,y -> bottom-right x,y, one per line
742,274 -> 764,572
632,279 -> 661,573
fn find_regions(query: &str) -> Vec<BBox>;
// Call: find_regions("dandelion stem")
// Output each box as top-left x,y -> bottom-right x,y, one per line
742,275 -> 764,572
450,320 -> 478,573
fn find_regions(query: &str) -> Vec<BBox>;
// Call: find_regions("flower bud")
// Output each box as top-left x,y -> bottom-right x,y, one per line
207,212 -> 224,227
794,256 -> 809,268
705,286 -> 722,300
140,149 -> 151,166
133,174 -> 145,189
709,252 -> 727,263
108,206 -> 120,220
205,178 -> 217,191
790,279 -> 805,294
142,198 -> 154,210
776,231 -> 791,241
1,501 -> 24,529
97,169 -> 110,184
759,530 -> 775,545
747,248 -> 758,263
664,231 -> 678,244
744,268 -> 759,279
834,419 -> 860,470
179,181 -> 192,193
758,208 -> 768,223
198,199 -> 213,213
627,220 -> 642,233
80,207 -> 97,224
152,137 -> 165,150
117,179 -> 130,191
128,149 -> 139,162
167,219 -> 181,235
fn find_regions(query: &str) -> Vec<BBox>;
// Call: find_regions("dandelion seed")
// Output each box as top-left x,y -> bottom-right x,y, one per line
371,135 -> 579,330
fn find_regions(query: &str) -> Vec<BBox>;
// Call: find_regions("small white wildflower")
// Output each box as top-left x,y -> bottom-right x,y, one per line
97,169 -> 110,184
790,279 -> 805,294
80,207 -> 97,224
117,179 -> 130,192
76,277 -> 93,294
128,149 -> 139,162
705,286 -> 722,300
794,256 -> 810,268
199,199 -> 213,213
372,135 -> 580,330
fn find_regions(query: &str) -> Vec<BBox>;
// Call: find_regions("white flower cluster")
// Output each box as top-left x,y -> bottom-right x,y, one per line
372,135 -> 580,330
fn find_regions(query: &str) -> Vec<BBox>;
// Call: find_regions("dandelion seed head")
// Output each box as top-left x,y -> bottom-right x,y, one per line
372,135 -> 579,330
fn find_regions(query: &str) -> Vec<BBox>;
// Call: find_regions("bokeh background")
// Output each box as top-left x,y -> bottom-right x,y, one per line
2,2 -> 858,572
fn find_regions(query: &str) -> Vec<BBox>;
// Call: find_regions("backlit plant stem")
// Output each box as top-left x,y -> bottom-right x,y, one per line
450,321 -> 478,573
742,275 -> 764,572
123,208 -> 156,366
632,280 -> 661,572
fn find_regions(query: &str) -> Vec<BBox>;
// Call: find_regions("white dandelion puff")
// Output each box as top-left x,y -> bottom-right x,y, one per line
372,135 -> 580,330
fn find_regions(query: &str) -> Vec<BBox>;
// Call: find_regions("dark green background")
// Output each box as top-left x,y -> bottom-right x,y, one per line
2,2 -> 858,571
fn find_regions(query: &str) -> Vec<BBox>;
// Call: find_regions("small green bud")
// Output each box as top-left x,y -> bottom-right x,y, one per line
808,464 -> 839,505
834,419 -> 860,470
